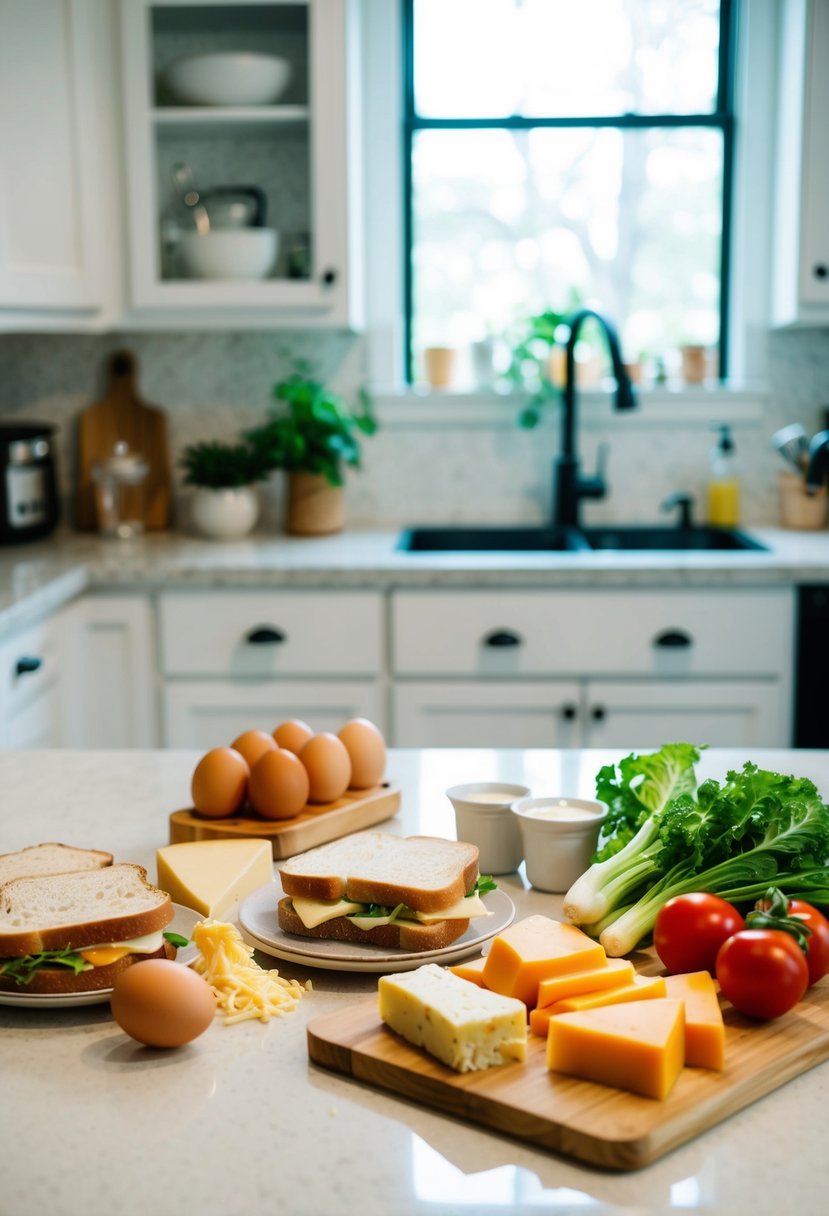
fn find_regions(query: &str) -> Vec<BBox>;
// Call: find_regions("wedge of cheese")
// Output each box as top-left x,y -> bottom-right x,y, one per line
546,998 -> 686,1100
482,915 -> 606,1007
536,957 -> 635,1009
378,963 -> 527,1073
156,839 -> 274,919
531,973 -> 666,1037
664,971 -> 725,1070
448,956 -> 488,986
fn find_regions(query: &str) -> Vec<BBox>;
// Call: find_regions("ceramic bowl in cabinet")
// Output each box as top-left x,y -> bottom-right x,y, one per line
511,796 -> 607,892
164,52 -> 292,107
178,229 -> 279,280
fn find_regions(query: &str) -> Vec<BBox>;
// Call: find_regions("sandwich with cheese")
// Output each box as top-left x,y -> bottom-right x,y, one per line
277,832 -> 495,952
0,863 -> 181,994
0,842 -> 113,883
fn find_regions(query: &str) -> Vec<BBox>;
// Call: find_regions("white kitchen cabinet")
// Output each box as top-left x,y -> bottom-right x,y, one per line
0,0 -> 122,330
157,588 -> 386,746
0,616 -> 63,748
771,0 -> 829,326
60,595 -> 158,747
390,588 -> 795,749
119,0 -> 362,328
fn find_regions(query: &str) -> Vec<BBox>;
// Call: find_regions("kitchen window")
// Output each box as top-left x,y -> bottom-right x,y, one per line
402,0 -> 736,391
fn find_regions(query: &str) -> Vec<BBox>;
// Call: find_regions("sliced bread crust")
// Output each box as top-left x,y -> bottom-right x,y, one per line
0,938 -> 176,996
0,843 -> 113,884
279,832 -> 480,913
277,896 -> 470,952
0,864 -> 173,956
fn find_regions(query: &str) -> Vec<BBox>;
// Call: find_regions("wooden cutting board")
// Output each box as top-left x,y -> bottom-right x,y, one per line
307,971 -> 829,1170
75,349 -> 171,531
169,781 -> 401,859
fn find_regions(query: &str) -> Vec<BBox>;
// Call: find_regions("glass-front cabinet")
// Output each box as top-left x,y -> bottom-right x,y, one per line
119,0 -> 361,327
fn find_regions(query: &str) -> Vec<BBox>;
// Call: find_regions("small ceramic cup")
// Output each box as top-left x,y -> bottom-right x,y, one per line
445,782 -> 530,875
511,796 -> 607,893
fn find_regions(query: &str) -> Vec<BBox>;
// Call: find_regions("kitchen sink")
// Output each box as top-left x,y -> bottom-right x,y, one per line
397,524 -> 767,553
396,525 -> 590,552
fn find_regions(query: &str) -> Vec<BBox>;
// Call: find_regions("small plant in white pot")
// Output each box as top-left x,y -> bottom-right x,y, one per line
179,439 -> 271,539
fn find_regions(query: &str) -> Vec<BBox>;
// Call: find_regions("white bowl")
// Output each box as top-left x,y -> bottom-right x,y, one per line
445,782 -> 530,875
178,229 -> 279,280
165,52 -> 292,107
511,796 -> 607,893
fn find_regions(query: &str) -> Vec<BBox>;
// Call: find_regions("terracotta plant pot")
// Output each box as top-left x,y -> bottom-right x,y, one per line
287,472 -> 345,536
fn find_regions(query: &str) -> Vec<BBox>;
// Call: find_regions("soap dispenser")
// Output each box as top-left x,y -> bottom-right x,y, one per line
707,424 -> 740,527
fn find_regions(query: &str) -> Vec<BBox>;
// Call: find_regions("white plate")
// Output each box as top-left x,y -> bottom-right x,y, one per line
238,884 -> 516,973
0,904 -> 201,1009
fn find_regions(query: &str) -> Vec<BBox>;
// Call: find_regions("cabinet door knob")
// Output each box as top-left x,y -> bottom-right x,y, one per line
15,656 -> 42,676
653,628 -> 692,648
591,705 -> 606,722
814,263 -> 828,281
483,629 -> 523,648
245,626 -> 287,645
321,268 -> 338,287
561,703 -> 578,721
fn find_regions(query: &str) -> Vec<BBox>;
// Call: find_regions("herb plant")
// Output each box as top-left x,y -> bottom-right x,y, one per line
179,439 -> 271,489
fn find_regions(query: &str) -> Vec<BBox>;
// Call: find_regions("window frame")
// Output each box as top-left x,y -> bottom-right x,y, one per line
400,0 -> 738,385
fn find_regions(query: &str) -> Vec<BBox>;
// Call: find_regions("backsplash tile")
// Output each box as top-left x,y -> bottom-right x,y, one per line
1,326 -> 828,532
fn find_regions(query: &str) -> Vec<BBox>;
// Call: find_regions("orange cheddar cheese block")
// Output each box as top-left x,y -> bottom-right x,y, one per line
536,957 -> 635,1009
448,956 -> 487,986
531,973 -> 666,1036
546,998 -> 686,1100
482,915 -> 606,1007
664,970 -> 725,1070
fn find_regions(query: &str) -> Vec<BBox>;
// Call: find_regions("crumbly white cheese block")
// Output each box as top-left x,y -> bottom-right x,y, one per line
156,839 -> 274,919
291,891 -> 490,931
378,963 -> 527,1073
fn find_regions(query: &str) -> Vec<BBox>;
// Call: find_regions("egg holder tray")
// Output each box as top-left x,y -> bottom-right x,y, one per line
168,781 -> 401,859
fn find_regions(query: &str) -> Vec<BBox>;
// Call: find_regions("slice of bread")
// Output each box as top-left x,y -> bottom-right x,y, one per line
279,832 -> 480,913
277,897 -> 469,952
0,937 -> 176,996
0,864 -> 173,956
0,843 -> 113,886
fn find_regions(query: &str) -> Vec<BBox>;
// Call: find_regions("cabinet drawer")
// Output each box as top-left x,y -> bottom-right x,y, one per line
391,589 -> 793,678
159,591 -> 383,677
0,618 -> 60,718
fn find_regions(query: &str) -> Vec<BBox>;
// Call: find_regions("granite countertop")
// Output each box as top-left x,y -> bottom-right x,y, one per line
0,524 -> 827,639
1,745 -> 827,1216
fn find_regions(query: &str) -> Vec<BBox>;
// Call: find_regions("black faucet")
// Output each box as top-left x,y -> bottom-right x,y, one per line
553,308 -> 637,528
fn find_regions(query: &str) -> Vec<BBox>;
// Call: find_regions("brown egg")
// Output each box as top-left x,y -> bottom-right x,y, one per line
248,748 -> 310,820
191,747 -> 250,819
338,718 -> 387,789
230,728 -> 277,770
299,732 -> 352,803
272,719 -> 314,754
111,959 -> 216,1048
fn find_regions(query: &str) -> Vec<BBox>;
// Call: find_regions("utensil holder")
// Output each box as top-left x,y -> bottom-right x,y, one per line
778,471 -> 828,530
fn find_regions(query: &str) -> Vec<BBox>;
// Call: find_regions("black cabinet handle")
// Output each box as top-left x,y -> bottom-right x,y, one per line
814,263 -> 828,281
245,626 -> 287,645
321,268 -> 338,287
591,705 -> 606,722
561,703 -> 578,721
15,656 -> 42,676
653,628 -> 693,649
483,629 -> 523,648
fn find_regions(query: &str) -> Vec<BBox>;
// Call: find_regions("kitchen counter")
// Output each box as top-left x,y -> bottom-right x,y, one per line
0,524 -> 827,639
1,745 -> 827,1216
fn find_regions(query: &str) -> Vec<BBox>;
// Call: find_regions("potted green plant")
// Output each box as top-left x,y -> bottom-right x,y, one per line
503,309 -> 566,428
179,439 -> 271,539
244,365 -> 377,535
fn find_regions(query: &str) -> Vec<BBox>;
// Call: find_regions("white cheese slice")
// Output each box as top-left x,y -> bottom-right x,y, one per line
379,963 -> 527,1073
291,895 -> 366,929
292,890 -> 491,931
89,930 -> 166,954
413,892 -> 490,923
156,839 -> 274,919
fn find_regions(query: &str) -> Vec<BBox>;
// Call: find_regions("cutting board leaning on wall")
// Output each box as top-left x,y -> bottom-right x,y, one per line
75,350 -> 172,531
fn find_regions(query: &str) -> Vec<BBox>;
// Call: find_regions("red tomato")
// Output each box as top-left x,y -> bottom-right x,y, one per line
716,929 -> 809,1020
788,900 -> 829,985
653,893 -> 745,975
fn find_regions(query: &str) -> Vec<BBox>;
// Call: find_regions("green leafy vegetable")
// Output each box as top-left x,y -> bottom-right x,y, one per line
0,949 -> 89,986
564,746 -> 829,957
163,931 -> 190,949
469,875 -> 497,897
347,902 -> 405,922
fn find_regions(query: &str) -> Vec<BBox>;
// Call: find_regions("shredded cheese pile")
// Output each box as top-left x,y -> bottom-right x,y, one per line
191,919 -> 311,1025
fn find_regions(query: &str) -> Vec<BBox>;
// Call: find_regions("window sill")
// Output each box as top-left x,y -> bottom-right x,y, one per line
371,383 -> 768,429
